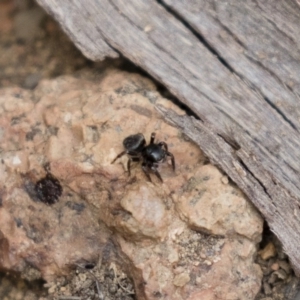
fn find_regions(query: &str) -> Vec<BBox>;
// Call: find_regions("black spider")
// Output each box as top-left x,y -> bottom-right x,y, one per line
111,132 -> 175,182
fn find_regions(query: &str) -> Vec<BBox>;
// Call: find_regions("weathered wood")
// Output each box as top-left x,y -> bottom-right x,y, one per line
164,0 -> 300,129
36,0 -> 300,275
37,0 -> 119,60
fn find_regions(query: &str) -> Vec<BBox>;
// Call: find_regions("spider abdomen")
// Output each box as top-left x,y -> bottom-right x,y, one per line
123,133 -> 146,153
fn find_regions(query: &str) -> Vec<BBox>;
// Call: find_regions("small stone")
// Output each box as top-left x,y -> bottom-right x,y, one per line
259,242 -> 276,260
268,272 -> 278,284
261,266 -> 272,276
173,272 -> 190,287
277,249 -> 287,260
78,273 -> 87,281
48,284 -> 57,294
278,260 -> 292,274
221,176 -> 229,184
196,277 -> 202,284
109,284 -> 118,294
204,260 -> 212,266
168,248 -> 179,263
213,256 -> 221,263
173,267 -> 185,274
270,263 -> 279,271
23,73 -> 41,90
263,282 -> 272,295
273,269 -> 287,280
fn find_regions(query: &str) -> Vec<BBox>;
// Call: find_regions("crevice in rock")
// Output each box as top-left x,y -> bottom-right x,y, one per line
255,222 -> 300,300
0,272 -> 47,299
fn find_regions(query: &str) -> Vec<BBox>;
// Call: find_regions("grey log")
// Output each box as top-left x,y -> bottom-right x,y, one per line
36,0 -> 300,275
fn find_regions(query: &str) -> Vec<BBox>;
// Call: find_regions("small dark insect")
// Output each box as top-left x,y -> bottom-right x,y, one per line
111,132 -> 175,182
84,263 -> 96,269
35,172 -> 62,205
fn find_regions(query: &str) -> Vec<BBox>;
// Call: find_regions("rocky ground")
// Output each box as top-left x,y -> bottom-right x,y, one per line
0,0 -> 299,299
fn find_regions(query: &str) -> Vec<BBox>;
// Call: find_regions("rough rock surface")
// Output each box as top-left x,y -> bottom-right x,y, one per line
0,69 -> 263,299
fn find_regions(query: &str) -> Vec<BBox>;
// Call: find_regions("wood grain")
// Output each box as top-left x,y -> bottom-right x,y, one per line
36,0 -> 300,275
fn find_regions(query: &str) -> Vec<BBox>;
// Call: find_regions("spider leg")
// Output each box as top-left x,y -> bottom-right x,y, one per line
127,157 -> 140,176
142,163 -> 152,182
158,141 -> 168,152
151,165 -> 163,182
150,132 -> 156,144
158,142 -> 175,171
111,150 -> 139,164
111,151 -> 126,164
166,151 -> 176,171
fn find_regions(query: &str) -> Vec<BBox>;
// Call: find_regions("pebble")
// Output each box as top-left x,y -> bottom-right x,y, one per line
109,284 -> 118,294
259,242 -> 276,260
273,269 -> 287,280
173,272 -> 190,287
278,260 -> 291,274
268,272 -> 278,284
221,176 -> 229,184
23,73 -> 41,89
204,260 -> 212,266
48,284 -> 57,294
270,263 -> 279,271
168,248 -> 179,263
263,282 -> 272,295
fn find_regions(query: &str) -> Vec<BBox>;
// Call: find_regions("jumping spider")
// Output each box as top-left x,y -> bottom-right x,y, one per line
111,132 -> 175,182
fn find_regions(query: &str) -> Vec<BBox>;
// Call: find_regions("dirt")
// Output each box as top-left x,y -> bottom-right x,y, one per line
175,230 -> 225,269
46,261 -> 135,300
254,226 -> 300,300
0,0 -> 299,299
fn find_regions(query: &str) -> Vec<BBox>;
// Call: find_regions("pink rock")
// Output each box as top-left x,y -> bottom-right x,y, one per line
0,69 -> 263,299
175,164 -> 262,242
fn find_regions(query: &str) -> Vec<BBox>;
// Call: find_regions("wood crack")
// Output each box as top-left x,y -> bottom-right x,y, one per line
242,54 -> 298,131
252,0 -> 297,46
158,0 -> 236,74
237,157 -> 273,200
211,8 -> 299,132
160,0 -> 299,134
